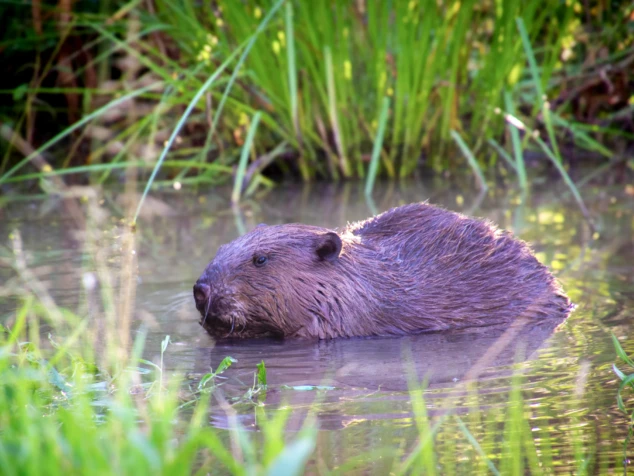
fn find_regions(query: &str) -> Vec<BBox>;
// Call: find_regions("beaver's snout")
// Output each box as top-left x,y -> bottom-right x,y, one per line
193,282 -> 211,309
193,281 -> 233,326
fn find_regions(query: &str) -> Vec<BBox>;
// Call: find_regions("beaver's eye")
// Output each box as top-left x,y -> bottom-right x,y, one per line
253,255 -> 268,267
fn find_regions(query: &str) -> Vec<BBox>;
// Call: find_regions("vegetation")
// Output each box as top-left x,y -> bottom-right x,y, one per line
1,0 -> 632,197
0,300 -> 615,474
612,334 -> 634,470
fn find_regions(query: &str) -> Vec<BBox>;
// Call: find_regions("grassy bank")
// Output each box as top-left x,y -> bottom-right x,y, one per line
0,0 -> 632,195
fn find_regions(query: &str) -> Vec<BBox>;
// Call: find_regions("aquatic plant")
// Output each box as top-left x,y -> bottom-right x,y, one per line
612,333 -> 634,471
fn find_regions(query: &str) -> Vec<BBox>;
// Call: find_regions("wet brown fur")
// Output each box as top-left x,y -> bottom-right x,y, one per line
194,203 -> 572,339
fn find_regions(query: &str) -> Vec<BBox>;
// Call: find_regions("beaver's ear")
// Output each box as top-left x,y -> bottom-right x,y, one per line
315,232 -> 342,262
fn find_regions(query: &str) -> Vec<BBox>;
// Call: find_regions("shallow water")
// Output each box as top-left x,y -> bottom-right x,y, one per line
1,178 -> 633,472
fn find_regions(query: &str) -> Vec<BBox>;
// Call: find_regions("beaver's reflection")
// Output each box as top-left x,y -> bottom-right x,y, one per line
196,316 -> 566,431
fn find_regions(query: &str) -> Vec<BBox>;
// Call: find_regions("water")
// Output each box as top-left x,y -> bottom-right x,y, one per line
1,178 -> 633,472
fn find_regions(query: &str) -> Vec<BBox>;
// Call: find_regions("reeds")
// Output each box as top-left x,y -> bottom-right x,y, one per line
2,0 -> 625,197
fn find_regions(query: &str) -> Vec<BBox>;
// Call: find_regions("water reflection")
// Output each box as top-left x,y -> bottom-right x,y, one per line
199,317 -> 566,430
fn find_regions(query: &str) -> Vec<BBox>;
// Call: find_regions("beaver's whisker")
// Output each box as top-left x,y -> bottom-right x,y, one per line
203,297 -> 211,325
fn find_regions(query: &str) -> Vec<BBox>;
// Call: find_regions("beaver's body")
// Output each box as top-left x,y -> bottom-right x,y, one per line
193,203 -> 571,339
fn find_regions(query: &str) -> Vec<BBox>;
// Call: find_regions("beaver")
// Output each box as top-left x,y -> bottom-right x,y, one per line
193,203 -> 572,339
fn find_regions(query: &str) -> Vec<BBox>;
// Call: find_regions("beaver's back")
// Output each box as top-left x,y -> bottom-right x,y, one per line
345,203 -> 570,328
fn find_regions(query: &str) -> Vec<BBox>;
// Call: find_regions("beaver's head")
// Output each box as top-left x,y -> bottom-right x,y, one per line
193,224 -> 345,339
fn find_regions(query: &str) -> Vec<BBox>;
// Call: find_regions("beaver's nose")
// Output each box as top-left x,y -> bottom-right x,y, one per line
193,282 -> 211,306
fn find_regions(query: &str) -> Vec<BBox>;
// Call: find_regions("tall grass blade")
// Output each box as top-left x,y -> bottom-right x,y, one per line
133,0 -> 286,223
232,112 -> 262,205
612,333 -> 634,368
0,160 -> 232,184
455,416 -> 501,476
550,114 -> 613,158
324,47 -> 349,178
532,134 -> 591,222
207,0 -> 286,154
504,90 -> 527,189
488,138 -> 517,172
450,130 -> 488,191
265,432 -> 316,476
517,18 -> 567,171
365,97 -> 390,197
286,1 -> 299,141
516,17 -> 545,104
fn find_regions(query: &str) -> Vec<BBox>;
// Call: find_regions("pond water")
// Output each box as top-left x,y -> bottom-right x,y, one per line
1,178 -> 633,472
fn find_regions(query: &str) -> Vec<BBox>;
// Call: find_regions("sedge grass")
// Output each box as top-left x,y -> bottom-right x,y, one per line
450,130 -> 488,192
232,112 -> 262,205
2,0 -> 623,211
141,0 -> 592,181
611,334 -> 634,468
0,305 -> 314,475
503,90 -> 528,190
364,97 -> 390,197
0,314 -> 606,475
133,0 -> 285,224
512,17 -> 592,223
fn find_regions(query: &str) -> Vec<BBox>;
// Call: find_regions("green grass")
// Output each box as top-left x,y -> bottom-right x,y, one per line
364,96 -> 390,197
450,130 -> 488,192
611,334 -> 634,468
0,305 -> 606,475
232,111 -> 262,205
0,318 -> 313,475
1,0 -> 632,198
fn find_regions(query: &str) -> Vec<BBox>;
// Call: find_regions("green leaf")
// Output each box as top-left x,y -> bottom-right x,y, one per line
198,373 -> 215,390
161,335 -> 171,353
215,356 -> 237,375
257,360 -> 267,388
611,333 -> 634,367
613,363 -> 627,381
616,374 -> 634,413
13,84 -> 28,101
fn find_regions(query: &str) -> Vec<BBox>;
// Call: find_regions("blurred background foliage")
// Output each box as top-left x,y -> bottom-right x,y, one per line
0,0 -> 632,188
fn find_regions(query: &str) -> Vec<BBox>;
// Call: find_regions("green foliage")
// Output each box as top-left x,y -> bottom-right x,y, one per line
611,333 -> 634,465
0,300 -> 313,475
1,0 -> 631,192
198,356 -> 238,392
257,360 -> 268,388
150,0 -> 571,179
